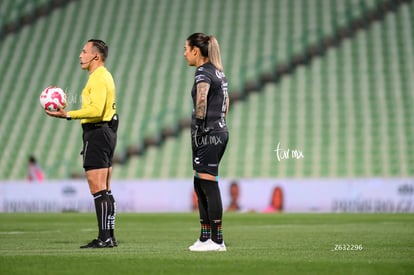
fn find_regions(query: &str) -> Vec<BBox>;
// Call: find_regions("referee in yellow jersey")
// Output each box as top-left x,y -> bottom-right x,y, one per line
46,39 -> 118,248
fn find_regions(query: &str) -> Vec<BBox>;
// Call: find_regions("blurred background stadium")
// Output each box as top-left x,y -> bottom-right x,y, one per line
0,0 -> 413,181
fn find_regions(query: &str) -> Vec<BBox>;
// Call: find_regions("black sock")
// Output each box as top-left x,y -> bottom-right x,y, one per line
211,220 -> 223,244
200,223 -> 211,242
107,190 -> 116,239
198,178 -> 223,244
93,190 -> 111,241
194,177 -> 211,241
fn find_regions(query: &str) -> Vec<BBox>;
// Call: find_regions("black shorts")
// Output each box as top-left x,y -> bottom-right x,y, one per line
82,123 -> 117,171
192,129 -> 228,176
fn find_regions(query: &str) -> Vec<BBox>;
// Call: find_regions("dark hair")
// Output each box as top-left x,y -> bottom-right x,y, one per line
28,155 -> 37,163
186,33 -> 223,71
88,39 -> 108,61
187,33 -> 209,57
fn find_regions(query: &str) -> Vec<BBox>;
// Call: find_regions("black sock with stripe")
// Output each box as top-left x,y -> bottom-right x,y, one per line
107,190 -> 116,239
93,190 -> 111,241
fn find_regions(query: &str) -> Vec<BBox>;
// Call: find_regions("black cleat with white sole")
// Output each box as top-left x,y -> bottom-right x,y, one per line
80,238 -> 114,249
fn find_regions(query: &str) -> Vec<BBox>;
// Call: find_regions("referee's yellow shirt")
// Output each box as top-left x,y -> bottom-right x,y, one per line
67,66 -> 116,124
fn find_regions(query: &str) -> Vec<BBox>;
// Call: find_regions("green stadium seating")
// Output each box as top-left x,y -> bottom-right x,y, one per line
0,0 -> 412,179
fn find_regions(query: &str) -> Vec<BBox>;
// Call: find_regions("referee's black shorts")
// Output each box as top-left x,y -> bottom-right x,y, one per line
81,123 -> 117,171
192,129 -> 228,176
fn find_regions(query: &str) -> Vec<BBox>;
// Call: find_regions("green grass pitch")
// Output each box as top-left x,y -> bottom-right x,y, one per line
0,213 -> 413,274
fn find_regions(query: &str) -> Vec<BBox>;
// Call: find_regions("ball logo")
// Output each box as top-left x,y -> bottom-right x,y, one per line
51,91 -> 66,106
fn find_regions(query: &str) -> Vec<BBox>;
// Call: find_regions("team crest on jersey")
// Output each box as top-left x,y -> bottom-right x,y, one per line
215,70 -> 225,79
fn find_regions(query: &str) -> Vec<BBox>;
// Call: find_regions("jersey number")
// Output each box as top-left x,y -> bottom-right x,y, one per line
221,82 -> 228,113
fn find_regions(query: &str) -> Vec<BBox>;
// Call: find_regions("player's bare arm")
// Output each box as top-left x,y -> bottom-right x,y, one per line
225,97 -> 229,117
196,82 -> 209,120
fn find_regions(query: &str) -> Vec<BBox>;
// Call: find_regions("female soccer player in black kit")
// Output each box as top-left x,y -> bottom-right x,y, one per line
184,33 -> 229,252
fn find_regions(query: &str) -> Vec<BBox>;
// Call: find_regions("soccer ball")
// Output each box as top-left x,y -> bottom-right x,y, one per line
40,86 -> 67,111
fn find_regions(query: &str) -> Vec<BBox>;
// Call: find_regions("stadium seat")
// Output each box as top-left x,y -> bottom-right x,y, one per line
0,0 -> 412,179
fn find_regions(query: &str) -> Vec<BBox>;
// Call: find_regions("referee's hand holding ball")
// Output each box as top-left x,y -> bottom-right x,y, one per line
45,108 -> 69,119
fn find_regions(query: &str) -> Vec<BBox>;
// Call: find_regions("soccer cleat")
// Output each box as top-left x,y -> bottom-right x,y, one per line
80,238 -> 114,249
188,239 -> 209,251
112,237 -> 118,247
189,239 -> 227,252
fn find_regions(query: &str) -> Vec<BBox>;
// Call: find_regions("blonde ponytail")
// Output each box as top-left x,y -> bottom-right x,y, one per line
207,36 -> 224,72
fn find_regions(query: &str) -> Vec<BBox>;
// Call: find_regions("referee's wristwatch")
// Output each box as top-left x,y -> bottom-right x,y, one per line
66,114 -> 71,120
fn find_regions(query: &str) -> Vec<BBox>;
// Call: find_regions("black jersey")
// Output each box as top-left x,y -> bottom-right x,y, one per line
191,62 -> 229,130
